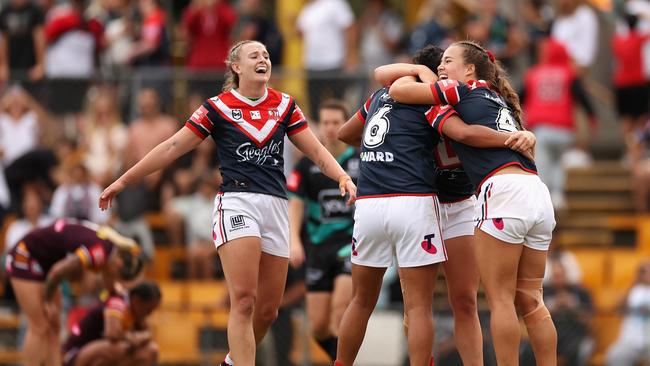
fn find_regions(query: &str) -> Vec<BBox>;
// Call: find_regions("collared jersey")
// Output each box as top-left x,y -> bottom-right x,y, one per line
287,147 -> 359,246
355,88 -> 440,198
185,88 -> 308,199
430,80 -> 537,191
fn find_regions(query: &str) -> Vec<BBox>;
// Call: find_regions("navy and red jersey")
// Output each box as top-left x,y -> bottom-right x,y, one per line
434,136 -> 474,203
10,219 -> 114,277
287,147 -> 359,246
355,88 -> 440,198
185,88 -> 308,199
430,80 -> 536,191
62,295 -> 134,358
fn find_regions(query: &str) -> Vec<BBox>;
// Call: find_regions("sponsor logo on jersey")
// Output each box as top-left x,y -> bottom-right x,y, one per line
229,215 -> 250,232
235,139 -> 282,165
421,234 -> 438,254
268,109 -> 280,119
90,244 -> 106,267
492,218 -> 505,230
250,110 -> 261,119
482,92 -> 507,107
232,109 -> 243,120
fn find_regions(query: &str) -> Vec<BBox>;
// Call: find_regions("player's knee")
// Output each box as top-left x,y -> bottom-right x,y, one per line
256,304 -> 278,327
449,291 -> 478,317
515,278 -> 551,328
230,290 -> 257,317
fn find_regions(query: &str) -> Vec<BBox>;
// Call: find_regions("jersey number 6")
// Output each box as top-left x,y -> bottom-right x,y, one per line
363,105 -> 391,148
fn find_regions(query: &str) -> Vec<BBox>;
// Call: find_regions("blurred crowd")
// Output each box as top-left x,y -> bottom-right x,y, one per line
0,0 -> 650,363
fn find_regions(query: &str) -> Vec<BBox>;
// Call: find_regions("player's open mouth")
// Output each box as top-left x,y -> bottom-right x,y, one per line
439,74 -> 448,80
255,65 -> 267,74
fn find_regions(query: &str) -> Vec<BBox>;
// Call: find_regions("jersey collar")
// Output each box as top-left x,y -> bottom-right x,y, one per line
230,88 -> 269,107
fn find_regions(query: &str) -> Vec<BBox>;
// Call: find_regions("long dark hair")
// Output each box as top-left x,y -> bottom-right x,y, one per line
453,40 -> 524,129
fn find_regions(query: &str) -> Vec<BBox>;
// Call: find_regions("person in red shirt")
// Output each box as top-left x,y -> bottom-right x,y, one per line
182,0 -> 236,97
612,14 -> 650,150
129,0 -> 169,66
521,38 -> 596,209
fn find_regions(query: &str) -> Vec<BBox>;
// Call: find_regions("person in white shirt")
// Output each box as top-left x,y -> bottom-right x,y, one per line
296,0 -> 357,117
551,0 -> 599,70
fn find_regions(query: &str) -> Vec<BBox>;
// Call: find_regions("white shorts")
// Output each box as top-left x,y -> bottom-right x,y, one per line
475,174 -> 556,251
212,192 -> 290,258
440,196 -> 476,240
351,195 -> 447,268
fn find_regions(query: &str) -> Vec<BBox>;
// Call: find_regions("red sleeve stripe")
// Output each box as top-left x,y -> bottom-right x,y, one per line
185,121 -> 207,138
436,110 -> 457,135
288,105 -> 306,127
430,83 -> 443,105
356,109 -> 366,124
287,122 -> 308,136
443,86 -> 460,105
424,107 -> 437,126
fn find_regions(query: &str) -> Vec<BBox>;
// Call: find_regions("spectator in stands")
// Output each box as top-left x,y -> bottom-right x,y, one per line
521,38 -> 597,210
407,0 -> 452,55
61,281 -> 161,366
551,0 -> 599,71
543,262 -> 594,366
93,0 -> 136,71
465,0 -> 525,68
632,116 -> 650,211
0,0 -> 46,89
521,0 -> 552,64
128,0 -> 168,67
182,0 -> 236,70
49,158 -> 110,224
234,0 -> 283,66
296,0 -> 357,117
182,0 -> 237,99
165,172 -> 219,279
42,0 -> 103,116
0,85 -> 44,167
612,14 -> 649,154
543,231 -> 582,286
0,85 -> 53,213
78,86 -> 128,187
4,184 -> 53,254
359,0 -> 403,71
114,87 -> 176,262
606,260 -> 650,366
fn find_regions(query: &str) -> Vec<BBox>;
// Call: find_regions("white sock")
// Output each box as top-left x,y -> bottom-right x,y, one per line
225,353 -> 234,366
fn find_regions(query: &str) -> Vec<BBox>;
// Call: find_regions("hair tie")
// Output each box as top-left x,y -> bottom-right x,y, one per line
486,50 -> 495,63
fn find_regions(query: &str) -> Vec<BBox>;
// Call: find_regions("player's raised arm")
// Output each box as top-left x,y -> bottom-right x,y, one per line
99,127 -> 203,210
374,63 -> 435,86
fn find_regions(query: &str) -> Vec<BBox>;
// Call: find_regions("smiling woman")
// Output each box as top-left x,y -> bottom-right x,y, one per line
98,40 -> 357,366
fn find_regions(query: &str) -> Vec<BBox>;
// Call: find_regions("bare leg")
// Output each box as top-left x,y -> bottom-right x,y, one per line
515,246 -> 557,366
443,235 -> 483,366
330,274 -> 353,335
218,236 -> 262,366
336,264 -> 385,364
11,278 -> 59,366
400,264 -> 438,366
252,252 -> 289,344
474,230 -> 522,366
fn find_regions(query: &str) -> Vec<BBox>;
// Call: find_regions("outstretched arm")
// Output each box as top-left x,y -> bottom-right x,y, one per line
374,63 -> 436,86
289,128 -> 357,204
389,76 -> 439,104
99,127 -> 203,210
337,112 -> 364,146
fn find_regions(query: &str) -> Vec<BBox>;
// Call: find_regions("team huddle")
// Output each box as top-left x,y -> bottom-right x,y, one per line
6,39 -> 556,366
